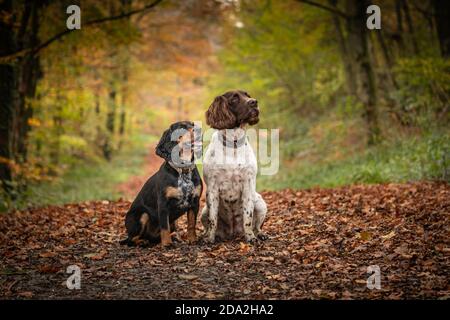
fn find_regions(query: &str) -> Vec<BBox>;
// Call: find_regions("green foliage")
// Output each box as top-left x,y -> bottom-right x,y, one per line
0,134 -> 157,213
258,130 -> 450,191
393,57 -> 450,127
3,0 -> 448,211
209,0 -> 342,132
212,0 -> 450,192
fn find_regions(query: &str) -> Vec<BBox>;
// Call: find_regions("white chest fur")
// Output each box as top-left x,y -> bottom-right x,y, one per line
202,128 -> 267,242
203,129 -> 257,202
204,130 -> 257,171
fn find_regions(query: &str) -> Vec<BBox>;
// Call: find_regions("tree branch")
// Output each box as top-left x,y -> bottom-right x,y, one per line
295,0 -> 349,19
411,2 -> 435,18
0,0 -> 164,64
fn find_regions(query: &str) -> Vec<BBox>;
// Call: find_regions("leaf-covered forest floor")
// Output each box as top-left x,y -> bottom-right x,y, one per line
1,177 -> 448,299
1,149 -> 449,299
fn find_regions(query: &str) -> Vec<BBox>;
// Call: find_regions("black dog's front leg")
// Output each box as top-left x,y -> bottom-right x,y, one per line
187,200 -> 200,243
158,206 -> 172,247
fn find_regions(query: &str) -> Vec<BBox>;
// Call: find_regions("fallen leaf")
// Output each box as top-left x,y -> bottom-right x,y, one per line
38,265 -> 60,273
381,231 -> 396,240
83,251 -> 107,260
178,274 -> 199,280
39,251 -> 56,258
359,231 -> 372,241
18,291 -> 33,298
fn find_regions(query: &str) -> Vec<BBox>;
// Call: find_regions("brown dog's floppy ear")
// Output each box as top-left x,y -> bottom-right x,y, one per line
206,95 -> 236,130
155,128 -> 177,161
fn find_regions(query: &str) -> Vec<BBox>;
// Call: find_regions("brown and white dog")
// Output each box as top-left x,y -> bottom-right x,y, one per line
201,90 -> 268,243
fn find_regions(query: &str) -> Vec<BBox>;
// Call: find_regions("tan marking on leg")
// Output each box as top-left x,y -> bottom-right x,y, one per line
160,229 -> 172,247
138,213 -> 149,238
165,186 -> 183,199
171,220 -> 182,242
140,213 -> 149,226
131,213 -> 151,246
131,236 -> 144,246
187,209 -> 197,243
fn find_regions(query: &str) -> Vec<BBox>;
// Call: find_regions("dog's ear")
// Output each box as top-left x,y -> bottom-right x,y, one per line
206,95 -> 236,130
155,127 -> 177,161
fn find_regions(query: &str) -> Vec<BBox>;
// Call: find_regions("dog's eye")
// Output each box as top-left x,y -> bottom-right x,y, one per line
231,94 -> 239,104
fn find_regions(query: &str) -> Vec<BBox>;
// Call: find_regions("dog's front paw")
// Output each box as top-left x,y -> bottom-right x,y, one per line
161,236 -> 174,249
187,233 -> 197,244
172,234 -> 183,243
257,232 -> 269,241
245,234 -> 258,244
161,242 -> 176,249
203,233 -> 216,244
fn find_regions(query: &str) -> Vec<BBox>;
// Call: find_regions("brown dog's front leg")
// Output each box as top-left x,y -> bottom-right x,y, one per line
187,209 -> 197,243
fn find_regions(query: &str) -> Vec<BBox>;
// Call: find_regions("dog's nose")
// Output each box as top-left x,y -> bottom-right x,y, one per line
249,99 -> 258,107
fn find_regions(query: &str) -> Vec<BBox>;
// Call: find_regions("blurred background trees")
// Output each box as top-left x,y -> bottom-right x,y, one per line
0,0 -> 448,211
210,0 -> 449,189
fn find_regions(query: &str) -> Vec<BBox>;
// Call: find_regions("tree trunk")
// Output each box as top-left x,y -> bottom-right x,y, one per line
106,86 -> 116,134
118,67 -> 127,149
50,91 -> 64,165
328,0 -> 357,97
401,0 -> 419,55
94,88 -> 106,159
119,109 -> 126,135
433,0 -> 450,58
395,0 -> 404,35
375,28 -> 400,93
118,0 -> 130,139
103,82 -> 116,161
118,0 -> 130,146
0,0 -> 16,194
95,92 -> 101,115
16,1 -> 42,163
393,0 -> 406,57
119,56 -> 129,140
346,0 -> 380,145
375,29 -> 412,126
376,30 -> 394,72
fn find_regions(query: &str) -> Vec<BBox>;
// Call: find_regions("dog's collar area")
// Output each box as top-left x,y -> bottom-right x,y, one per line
219,132 -> 247,149
168,161 -> 195,174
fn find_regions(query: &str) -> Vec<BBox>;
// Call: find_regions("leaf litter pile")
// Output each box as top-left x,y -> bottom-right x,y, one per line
1,181 -> 449,299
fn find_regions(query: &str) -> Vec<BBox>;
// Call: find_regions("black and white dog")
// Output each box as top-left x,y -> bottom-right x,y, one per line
201,90 -> 268,243
120,121 -> 202,247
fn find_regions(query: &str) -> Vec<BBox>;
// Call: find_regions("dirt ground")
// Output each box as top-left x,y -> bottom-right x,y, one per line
1,175 -> 449,299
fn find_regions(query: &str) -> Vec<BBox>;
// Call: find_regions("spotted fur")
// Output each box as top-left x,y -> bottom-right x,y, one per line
201,127 -> 267,243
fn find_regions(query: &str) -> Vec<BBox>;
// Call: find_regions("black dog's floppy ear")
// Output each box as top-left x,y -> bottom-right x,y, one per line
155,128 -> 176,161
206,95 -> 236,130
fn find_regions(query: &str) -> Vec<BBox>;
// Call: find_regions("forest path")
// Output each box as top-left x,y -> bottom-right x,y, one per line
0,181 -> 449,299
115,144 -> 163,201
